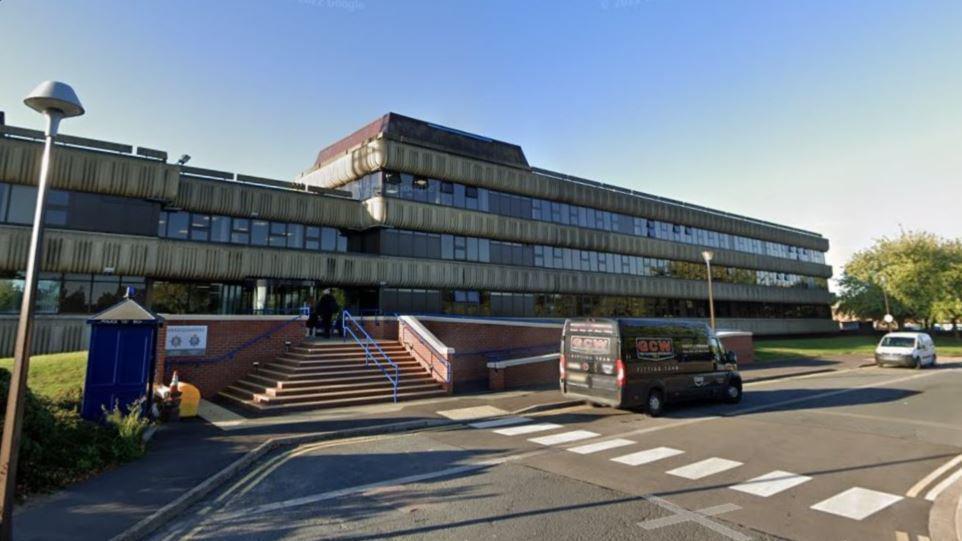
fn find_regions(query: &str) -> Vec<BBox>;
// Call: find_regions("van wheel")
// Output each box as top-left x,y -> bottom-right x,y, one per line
724,380 -> 742,404
647,389 -> 665,417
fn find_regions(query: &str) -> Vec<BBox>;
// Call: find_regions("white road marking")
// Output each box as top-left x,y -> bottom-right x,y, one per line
643,495 -> 752,541
907,454 -> 962,498
924,465 -> 962,502
469,416 -> 531,429
612,447 -> 684,466
492,422 -> 562,436
810,487 -> 903,520
638,502 -> 742,531
528,430 -> 600,446
437,405 -> 507,420
668,458 -> 744,480
895,532 -> 910,541
567,438 -> 636,455
732,368 -> 957,417
730,470 -> 812,497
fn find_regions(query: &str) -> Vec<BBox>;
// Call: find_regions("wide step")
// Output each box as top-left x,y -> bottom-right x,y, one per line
219,338 -> 448,412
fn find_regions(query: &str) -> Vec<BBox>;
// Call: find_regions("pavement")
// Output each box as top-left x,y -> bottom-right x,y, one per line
13,355 -> 961,541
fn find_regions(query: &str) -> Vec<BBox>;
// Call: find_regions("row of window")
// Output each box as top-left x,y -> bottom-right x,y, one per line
379,287 -> 833,320
347,172 -> 826,264
0,181 -> 160,236
158,211 -> 348,252
379,229 -> 828,289
0,272 -> 146,315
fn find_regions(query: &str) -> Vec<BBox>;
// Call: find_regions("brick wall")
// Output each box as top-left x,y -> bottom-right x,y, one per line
417,317 -> 562,389
155,315 -> 307,398
718,332 -> 755,364
489,358 -> 560,391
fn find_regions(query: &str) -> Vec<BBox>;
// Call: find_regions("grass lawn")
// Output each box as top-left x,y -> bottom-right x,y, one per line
754,334 -> 962,362
0,351 -> 87,399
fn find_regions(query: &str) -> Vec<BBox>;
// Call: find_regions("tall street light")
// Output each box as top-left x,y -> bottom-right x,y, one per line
702,250 -> 716,330
0,81 -> 84,540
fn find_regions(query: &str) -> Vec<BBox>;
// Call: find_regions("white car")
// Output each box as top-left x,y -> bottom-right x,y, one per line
874,332 -> 937,369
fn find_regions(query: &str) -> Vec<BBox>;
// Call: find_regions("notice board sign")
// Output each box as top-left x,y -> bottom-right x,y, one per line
165,325 -> 208,356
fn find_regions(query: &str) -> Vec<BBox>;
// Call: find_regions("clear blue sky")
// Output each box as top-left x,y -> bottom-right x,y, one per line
2,0 -> 960,284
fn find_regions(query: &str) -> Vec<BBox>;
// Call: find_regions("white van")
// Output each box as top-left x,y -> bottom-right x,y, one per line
874,332 -> 937,368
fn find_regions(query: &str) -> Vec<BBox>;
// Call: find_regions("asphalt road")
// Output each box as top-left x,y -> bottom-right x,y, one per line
151,362 -> 962,541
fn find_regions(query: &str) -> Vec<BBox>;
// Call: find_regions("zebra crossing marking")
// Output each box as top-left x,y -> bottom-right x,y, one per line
730,470 -> 812,497
567,438 -> 636,455
810,487 -> 903,520
667,458 -> 743,480
611,447 -> 684,466
528,430 -> 600,446
492,422 -> 562,436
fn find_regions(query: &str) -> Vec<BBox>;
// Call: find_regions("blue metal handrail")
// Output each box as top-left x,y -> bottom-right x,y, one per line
165,314 -> 304,367
342,310 -> 399,402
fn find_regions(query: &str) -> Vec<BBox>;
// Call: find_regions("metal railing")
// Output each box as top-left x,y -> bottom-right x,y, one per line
342,310 -> 399,402
398,316 -> 452,387
165,314 -> 304,368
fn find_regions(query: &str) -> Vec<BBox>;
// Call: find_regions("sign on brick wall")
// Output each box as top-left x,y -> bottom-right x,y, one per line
165,325 -> 208,356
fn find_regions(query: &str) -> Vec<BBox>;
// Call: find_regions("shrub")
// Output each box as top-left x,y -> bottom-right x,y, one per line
0,369 -> 152,499
102,399 -> 150,462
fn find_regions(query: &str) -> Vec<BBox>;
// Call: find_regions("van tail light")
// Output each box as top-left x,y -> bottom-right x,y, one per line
616,358 -> 626,388
559,354 -> 566,380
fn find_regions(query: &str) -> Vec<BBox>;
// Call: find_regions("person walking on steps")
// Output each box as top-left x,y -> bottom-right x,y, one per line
305,298 -> 318,338
316,289 -> 339,339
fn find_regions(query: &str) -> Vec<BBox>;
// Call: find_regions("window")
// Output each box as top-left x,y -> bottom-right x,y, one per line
288,223 -> 304,249
231,218 -> 250,244
190,214 -> 210,241
251,220 -> 269,246
6,185 -> 37,224
269,222 -> 287,247
305,226 -> 320,250
321,227 -> 337,251
167,211 -> 190,240
158,211 -> 168,236
45,190 -> 69,226
210,216 -> 230,243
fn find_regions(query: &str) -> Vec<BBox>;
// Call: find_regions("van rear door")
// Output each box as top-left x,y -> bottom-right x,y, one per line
563,320 -> 620,403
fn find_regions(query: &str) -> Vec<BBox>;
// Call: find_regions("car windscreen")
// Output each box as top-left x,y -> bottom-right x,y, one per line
880,337 -> 915,348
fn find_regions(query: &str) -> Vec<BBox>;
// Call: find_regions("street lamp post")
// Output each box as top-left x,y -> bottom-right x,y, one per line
702,250 -> 716,330
0,81 -> 84,540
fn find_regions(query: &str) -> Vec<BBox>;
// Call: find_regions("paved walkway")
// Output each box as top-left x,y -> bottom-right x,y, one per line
13,355 -> 879,541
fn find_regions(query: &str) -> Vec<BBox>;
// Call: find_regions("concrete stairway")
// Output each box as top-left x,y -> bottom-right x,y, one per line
218,339 -> 447,412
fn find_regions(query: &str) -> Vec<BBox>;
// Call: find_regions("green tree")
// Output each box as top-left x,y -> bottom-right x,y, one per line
836,231 -> 951,329
933,240 -> 962,338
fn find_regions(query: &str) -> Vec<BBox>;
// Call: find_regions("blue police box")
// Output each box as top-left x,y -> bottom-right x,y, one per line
81,298 -> 164,422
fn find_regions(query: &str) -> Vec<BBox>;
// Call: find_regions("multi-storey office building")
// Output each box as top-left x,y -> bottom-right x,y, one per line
0,112 -> 834,354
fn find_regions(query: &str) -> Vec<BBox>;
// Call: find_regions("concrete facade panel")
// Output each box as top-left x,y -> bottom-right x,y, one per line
0,138 -> 179,201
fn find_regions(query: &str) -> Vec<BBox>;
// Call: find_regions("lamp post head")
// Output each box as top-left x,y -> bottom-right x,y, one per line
24,81 -> 84,118
701,250 -> 714,263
